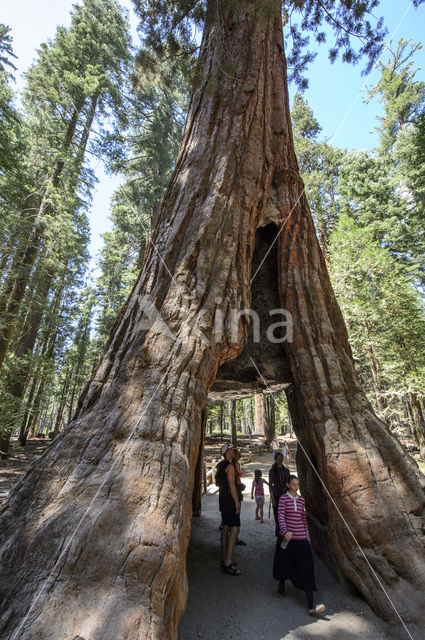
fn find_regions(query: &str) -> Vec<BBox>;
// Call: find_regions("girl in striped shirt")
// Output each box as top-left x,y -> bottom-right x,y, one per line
273,475 -> 325,615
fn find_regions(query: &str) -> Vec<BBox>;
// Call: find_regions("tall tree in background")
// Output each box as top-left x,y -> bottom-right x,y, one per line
328,214 -> 425,431
291,92 -> 343,252
0,0 -> 131,370
0,2 -> 425,639
0,25 -> 21,178
362,38 -> 425,281
0,0 -> 131,455
366,38 -> 425,154
336,149 -> 425,279
0,25 -> 27,280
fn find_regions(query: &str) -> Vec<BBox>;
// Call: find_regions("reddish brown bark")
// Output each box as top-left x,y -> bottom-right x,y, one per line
254,393 -> 265,437
278,170 -> 425,627
0,4 -> 424,640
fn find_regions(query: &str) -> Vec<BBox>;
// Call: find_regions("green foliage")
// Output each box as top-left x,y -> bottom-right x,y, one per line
393,114 -> 425,205
328,214 -> 425,418
291,92 -> 343,250
366,39 -> 425,153
0,24 -> 16,74
132,0 -> 403,90
335,39 -> 425,284
0,1 -> 132,445
0,25 -> 25,192
336,150 -> 425,280
205,393 -> 290,435
291,48 -> 425,430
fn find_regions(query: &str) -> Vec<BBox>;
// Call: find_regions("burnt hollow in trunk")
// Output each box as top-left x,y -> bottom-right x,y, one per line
0,4 -> 424,640
210,222 -> 292,401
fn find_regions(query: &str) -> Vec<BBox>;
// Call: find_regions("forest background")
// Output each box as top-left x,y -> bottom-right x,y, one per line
1,0 -> 425,463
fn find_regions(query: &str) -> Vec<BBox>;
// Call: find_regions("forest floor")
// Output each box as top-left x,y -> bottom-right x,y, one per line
0,437 -> 49,506
178,450 -> 399,640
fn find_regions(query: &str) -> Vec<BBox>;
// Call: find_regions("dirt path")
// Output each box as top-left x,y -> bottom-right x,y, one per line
178,451 -> 397,640
0,438 -> 49,506
0,441 -> 402,638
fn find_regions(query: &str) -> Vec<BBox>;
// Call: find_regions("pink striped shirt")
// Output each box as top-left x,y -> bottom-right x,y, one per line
278,492 -> 308,539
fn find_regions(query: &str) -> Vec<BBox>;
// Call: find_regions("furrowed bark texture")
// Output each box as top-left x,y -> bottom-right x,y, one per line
279,188 -> 425,629
0,3 -> 424,639
0,6 -> 287,640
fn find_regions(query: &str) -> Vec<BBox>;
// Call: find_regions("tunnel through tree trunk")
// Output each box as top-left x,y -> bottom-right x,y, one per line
0,3 -> 424,640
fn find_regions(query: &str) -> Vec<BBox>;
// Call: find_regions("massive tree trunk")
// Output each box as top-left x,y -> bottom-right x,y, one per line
0,3 -> 424,640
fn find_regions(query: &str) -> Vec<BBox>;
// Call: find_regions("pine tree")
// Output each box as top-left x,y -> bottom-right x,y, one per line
366,38 -> 425,154
0,0 -> 131,370
328,214 -> 425,423
0,0 -> 132,455
291,92 -> 343,251
336,149 -> 425,281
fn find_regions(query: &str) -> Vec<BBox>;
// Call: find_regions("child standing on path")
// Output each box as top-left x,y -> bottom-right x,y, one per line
251,469 -> 269,523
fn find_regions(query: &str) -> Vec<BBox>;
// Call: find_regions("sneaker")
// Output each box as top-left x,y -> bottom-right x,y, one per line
260,519 -> 264,523
236,538 -> 247,545
309,603 -> 325,615
255,515 -> 260,520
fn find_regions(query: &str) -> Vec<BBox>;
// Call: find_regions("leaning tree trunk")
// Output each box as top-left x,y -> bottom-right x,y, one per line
0,3 -> 424,640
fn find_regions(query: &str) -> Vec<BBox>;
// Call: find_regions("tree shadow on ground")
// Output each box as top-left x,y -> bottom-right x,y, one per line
178,486 -> 397,640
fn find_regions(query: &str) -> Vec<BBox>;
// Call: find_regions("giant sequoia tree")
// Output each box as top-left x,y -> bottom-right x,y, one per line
1,2 -> 425,639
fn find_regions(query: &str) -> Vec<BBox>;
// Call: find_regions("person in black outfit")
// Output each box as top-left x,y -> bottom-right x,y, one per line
215,444 -> 241,575
268,451 -> 290,537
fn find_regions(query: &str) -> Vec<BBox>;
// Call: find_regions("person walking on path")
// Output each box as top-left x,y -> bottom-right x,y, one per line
271,434 -> 280,454
268,451 -> 290,536
273,475 -> 326,616
215,444 -> 241,575
282,440 -> 290,466
251,469 -> 269,523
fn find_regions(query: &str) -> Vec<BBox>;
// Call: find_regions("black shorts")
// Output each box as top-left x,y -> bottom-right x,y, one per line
219,493 -> 240,527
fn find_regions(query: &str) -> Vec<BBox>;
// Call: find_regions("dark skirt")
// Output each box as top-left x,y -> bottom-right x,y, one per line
273,538 -> 317,592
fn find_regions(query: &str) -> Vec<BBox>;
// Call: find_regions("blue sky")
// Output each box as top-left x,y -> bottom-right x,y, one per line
3,0 -> 425,261
297,1 -> 425,149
